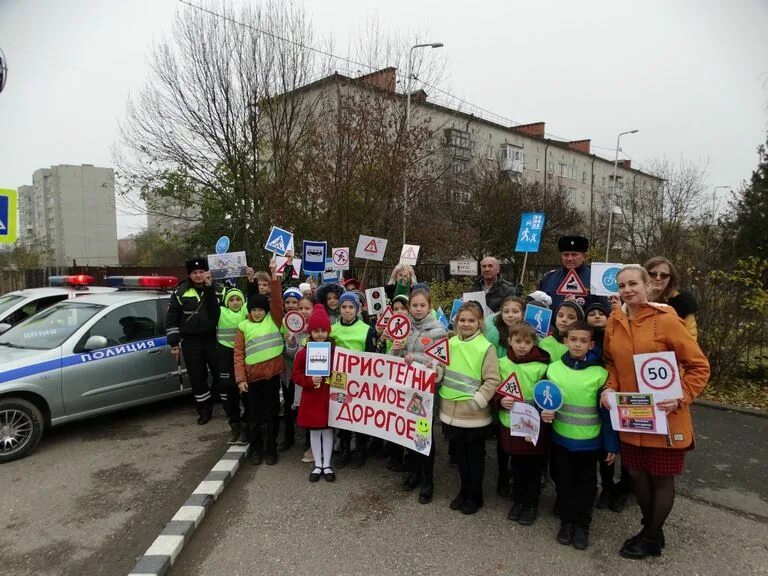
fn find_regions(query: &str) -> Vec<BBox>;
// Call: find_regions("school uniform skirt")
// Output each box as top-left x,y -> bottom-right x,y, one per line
620,442 -> 685,476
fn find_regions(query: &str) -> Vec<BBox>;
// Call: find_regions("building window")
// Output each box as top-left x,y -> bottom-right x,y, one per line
500,144 -> 524,173
582,171 -> 587,184
548,162 -> 554,175
558,163 -> 567,177
445,128 -> 470,150
602,176 -> 606,185
535,158 -> 540,171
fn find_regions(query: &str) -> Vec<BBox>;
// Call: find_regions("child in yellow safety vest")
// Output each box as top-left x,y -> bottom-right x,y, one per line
495,322 -> 550,526
539,301 -> 584,362
439,301 -> 500,515
330,291 -> 378,469
234,263 -> 284,466
543,320 -> 618,551
216,287 -> 249,446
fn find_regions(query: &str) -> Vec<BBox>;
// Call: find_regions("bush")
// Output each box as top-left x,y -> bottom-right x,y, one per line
428,278 -> 474,314
691,257 -> 768,386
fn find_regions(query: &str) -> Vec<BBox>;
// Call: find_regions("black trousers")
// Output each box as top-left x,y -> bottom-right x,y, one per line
497,437 -> 511,486
406,443 -> 436,485
552,444 -> 599,528
281,376 -> 296,441
217,345 -> 247,426
338,429 -> 370,451
446,425 -> 487,504
599,453 -> 631,494
510,454 -> 547,506
247,375 -> 281,455
182,338 -> 218,415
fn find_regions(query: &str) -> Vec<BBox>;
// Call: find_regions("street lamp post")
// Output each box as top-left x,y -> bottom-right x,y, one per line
402,42 -> 444,245
605,129 -> 639,261
711,185 -> 730,223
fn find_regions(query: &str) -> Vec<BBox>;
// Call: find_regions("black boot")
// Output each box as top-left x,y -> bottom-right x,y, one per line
557,522 -> 575,545
402,472 -> 420,491
336,438 -> 352,469
418,479 -> 433,504
197,404 -> 212,425
620,531 -> 663,559
227,424 -> 241,445
351,447 -> 367,469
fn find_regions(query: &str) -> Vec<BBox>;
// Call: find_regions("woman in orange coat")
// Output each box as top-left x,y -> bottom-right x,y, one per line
601,264 -> 709,560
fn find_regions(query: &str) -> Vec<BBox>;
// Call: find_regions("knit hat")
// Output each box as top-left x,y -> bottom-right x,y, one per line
527,290 -> 552,309
186,257 -> 209,274
223,288 -> 245,308
307,303 -> 331,333
339,291 -> 361,312
392,294 -> 409,308
410,282 -> 430,293
248,293 -> 270,313
299,283 -> 311,295
557,235 -> 589,253
556,300 -> 585,321
283,287 -> 302,302
585,301 -> 611,317
341,278 -> 360,290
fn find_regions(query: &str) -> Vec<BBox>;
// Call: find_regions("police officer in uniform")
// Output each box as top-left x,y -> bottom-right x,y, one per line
167,258 -> 221,425
538,235 -> 608,311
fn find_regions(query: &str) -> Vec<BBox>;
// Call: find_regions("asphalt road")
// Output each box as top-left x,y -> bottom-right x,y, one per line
171,405 -> 768,576
0,397 -> 230,576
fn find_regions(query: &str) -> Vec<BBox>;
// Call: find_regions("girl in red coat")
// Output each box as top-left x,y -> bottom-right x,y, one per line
291,304 -> 336,482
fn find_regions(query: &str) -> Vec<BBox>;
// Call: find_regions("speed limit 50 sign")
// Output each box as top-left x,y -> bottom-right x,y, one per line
633,351 -> 683,401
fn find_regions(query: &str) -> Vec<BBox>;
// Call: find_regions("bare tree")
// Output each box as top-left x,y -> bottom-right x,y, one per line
115,1 -> 332,260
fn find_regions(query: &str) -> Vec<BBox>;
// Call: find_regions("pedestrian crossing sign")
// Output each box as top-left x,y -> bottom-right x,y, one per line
0,189 -> 17,244
264,225 -> 293,256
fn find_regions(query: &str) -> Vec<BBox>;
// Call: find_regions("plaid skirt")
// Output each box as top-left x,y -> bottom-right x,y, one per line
620,442 -> 686,476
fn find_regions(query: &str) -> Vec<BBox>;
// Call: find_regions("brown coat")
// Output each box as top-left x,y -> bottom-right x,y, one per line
234,279 -> 285,384
603,303 -> 710,449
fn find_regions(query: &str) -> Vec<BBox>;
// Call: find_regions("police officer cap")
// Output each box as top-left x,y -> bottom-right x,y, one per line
186,257 -> 209,274
557,235 -> 589,253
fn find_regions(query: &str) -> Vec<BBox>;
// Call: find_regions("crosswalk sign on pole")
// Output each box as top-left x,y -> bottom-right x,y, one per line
264,226 -> 293,257
0,189 -> 17,244
515,212 -> 545,253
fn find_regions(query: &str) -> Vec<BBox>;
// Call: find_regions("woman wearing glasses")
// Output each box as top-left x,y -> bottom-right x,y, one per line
643,257 -> 699,340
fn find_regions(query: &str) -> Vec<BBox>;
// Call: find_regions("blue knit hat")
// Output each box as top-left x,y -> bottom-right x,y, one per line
283,287 -> 302,302
339,291 -> 361,312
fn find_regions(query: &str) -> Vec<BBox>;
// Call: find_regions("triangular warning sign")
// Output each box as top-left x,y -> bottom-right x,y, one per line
268,236 -> 285,252
406,394 -> 428,417
364,239 -> 378,253
402,247 -> 416,259
497,372 -> 525,402
424,337 -> 450,365
555,269 -> 587,297
376,305 -> 394,328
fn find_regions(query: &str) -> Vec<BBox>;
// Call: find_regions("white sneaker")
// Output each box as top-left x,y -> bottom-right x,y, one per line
301,448 -> 313,463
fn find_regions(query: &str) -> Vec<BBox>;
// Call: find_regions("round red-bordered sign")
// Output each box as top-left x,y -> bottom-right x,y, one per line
284,310 -> 306,334
639,356 -> 676,390
386,313 -> 412,340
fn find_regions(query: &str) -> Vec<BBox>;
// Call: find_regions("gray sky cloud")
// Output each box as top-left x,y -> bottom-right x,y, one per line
1,0 -> 766,238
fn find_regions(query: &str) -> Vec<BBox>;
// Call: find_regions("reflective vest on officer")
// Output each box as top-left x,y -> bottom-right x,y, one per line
440,334 -> 492,402
238,316 -> 284,365
498,357 -> 548,428
330,319 -> 369,351
547,360 -> 607,441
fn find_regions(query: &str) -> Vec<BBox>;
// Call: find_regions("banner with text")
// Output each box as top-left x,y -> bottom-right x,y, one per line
328,349 -> 436,455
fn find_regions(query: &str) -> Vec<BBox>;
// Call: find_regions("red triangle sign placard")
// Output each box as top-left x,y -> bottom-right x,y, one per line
364,239 -> 378,253
555,269 -> 588,296
376,305 -> 394,328
497,372 -> 525,402
424,336 -> 450,365
402,247 -> 416,259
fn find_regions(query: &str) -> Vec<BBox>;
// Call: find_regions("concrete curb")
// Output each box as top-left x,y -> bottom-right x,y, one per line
694,398 -> 768,418
128,444 -> 248,576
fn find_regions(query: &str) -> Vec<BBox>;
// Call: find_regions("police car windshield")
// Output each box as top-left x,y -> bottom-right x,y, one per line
0,302 -> 104,350
0,293 -> 25,316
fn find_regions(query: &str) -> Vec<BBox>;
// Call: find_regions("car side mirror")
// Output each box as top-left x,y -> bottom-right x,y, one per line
0,323 -> 11,334
83,335 -> 108,351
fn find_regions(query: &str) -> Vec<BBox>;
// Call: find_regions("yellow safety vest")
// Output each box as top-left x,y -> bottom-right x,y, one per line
547,360 -> 607,441
498,357 -> 548,427
239,316 -> 284,365
330,319 -> 369,351
218,306 -> 247,348
440,334 -> 492,402
539,335 -> 568,363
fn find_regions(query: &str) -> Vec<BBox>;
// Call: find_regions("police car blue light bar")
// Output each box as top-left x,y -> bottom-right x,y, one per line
49,275 -> 95,287
106,276 -> 178,289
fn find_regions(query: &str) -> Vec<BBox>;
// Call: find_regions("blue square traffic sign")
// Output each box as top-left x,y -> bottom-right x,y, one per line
0,189 -> 17,244
515,212 -> 545,252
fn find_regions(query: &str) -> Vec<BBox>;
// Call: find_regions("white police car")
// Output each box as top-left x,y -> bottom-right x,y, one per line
0,276 -> 191,463
0,275 -> 115,331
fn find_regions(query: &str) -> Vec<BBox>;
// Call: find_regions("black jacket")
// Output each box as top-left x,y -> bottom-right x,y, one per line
470,276 -> 520,313
166,281 -> 221,346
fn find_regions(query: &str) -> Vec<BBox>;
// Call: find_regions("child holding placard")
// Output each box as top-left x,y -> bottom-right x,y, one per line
216,287 -> 249,445
544,321 -> 617,551
440,302 -> 500,515
391,289 -> 446,504
292,304 -> 337,482
496,322 -> 550,525
539,301 -> 584,363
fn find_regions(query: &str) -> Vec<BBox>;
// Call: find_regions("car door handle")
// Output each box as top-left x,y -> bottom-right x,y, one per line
147,349 -> 162,355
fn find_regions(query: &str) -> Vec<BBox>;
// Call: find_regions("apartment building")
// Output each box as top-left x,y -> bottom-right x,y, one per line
18,164 -> 118,266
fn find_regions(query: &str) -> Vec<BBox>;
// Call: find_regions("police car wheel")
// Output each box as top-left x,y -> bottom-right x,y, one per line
0,398 -> 44,463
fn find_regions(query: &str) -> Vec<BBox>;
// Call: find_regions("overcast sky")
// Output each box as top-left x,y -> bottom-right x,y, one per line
1,0 -> 766,238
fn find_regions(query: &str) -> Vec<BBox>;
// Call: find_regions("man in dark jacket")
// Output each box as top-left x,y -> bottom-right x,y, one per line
470,256 -> 520,313
167,257 -> 222,425
538,236 -> 609,311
